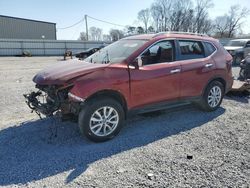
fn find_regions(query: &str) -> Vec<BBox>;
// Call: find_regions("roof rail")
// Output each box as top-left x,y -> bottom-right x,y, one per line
154,31 -> 208,37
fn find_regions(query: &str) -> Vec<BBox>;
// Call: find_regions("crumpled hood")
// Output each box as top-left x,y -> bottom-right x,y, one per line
33,60 -> 108,85
224,46 -> 243,51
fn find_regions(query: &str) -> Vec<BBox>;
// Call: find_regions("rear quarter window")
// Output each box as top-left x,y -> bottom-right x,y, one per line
204,42 -> 216,56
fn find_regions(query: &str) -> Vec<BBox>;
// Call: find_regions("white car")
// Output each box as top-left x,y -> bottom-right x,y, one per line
224,39 -> 250,65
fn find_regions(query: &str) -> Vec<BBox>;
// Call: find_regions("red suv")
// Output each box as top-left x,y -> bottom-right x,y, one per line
25,32 -> 233,142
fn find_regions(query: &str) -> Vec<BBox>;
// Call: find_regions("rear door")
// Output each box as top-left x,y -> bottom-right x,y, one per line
129,40 -> 181,108
176,40 -> 216,98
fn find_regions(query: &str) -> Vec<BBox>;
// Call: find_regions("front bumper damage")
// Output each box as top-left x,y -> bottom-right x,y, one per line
24,85 -> 80,118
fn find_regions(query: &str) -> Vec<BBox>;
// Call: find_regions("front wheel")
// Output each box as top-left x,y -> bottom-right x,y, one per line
78,98 -> 125,142
199,81 -> 224,111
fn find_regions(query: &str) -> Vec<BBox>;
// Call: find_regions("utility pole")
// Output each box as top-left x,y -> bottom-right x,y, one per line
85,15 -> 88,41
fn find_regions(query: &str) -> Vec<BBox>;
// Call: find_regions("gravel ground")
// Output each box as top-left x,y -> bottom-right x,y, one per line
0,57 -> 249,188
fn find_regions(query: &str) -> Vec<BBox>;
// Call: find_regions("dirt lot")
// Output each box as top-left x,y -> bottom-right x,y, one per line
0,57 -> 249,188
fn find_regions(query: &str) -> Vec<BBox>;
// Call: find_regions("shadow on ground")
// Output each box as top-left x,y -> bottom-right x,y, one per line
0,106 -> 225,186
226,92 -> 250,103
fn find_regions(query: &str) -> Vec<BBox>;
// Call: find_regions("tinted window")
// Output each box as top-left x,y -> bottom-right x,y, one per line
179,40 -> 205,60
246,41 -> 250,47
141,41 -> 174,65
204,42 -> 216,56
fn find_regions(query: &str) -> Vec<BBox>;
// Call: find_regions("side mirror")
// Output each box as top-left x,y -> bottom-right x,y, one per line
130,57 -> 143,69
137,56 -> 143,67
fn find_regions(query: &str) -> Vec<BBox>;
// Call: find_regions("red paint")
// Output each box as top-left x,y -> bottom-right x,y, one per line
33,33 -> 233,111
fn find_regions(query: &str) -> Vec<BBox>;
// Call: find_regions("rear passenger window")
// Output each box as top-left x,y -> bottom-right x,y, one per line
179,40 -> 205,60
204,42 -> 216,56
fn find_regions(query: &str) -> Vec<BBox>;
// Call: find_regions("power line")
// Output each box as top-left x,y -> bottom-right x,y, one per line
71,20 -> 84,40
57,18 -> 85,30
57,15 -> 127,31
87,15 -> 126,28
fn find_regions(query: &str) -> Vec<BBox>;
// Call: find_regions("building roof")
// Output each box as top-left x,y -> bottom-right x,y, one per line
0,15 -> 56,25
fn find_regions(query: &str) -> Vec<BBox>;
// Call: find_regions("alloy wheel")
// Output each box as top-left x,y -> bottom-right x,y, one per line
207,86 -> 222,108
89,106 -> 119,137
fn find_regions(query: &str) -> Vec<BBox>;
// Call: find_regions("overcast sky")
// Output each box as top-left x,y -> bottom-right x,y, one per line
0,0 -> 249,40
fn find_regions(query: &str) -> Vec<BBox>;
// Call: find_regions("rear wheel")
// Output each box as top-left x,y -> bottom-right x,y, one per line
78,98 -> 125,142
199,81 -> 224,111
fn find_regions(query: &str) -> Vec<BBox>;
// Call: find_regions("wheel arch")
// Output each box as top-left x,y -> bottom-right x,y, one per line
203,77 -> 226,95
84,89 -> 128,115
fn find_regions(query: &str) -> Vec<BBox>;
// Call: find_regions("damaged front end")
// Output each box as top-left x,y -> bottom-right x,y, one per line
24,84 -> 78,118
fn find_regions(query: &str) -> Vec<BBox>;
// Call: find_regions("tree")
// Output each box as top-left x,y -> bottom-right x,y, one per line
126,26 -> 137,35
148,26 -> 155,33
194,0 -> 213,33
154,0 -> 173,31
200,18 -> 213,35
227,5 -> 249,38
78,32 -> 88,41
89,27 -> 103,41
213,5 -> 249,38
150,3 -> 163,32
183,9 -> 195,32
154,0 -> 213,34
109,29 -> 124,41
169,0 -> 193,32
103,34 -> 112,42
137,8 -> 151,33
214,15 -> 229,37
137,26 -> 145,34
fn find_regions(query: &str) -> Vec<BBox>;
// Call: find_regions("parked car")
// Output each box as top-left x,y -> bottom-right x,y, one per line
224,39 -> 250,65
75,46 -> 104,59
238,55 -> 250,81
24,32 -> 233,142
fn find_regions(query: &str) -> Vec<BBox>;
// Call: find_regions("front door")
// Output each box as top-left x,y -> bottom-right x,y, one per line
129,40 -> 181,108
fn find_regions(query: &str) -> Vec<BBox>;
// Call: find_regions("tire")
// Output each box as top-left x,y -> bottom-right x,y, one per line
78,98 -> 125,142
199,81 -> 224,112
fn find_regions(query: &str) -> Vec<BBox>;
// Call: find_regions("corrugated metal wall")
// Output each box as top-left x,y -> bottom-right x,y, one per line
0,39 -> 108,56
0,15 -> 56,40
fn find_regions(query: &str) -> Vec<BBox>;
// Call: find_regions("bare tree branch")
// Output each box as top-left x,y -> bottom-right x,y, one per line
138,8 -> 151,33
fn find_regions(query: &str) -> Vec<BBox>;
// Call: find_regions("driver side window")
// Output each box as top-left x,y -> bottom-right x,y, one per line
141,41 -> 174,66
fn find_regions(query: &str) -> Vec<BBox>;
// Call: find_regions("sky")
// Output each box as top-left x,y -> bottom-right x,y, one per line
0,0 -> 250,40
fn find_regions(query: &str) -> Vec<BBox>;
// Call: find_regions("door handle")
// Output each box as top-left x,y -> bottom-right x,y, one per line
170,69 -> 181,74
205,63 -> 213,68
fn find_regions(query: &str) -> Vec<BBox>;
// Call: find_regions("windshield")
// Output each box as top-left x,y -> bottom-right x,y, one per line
226,40 -> 246,47
85,39 -> 147,64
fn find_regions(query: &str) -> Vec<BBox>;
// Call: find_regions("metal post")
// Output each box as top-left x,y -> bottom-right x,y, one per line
20,41 -> 24,54
43,40 -> 45,56
85,15 -> 89,41
42,35 -> 45,56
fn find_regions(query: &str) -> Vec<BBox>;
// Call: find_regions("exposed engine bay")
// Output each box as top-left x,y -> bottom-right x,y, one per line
24,84 -> 78,118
